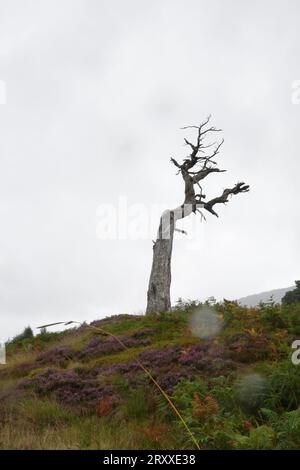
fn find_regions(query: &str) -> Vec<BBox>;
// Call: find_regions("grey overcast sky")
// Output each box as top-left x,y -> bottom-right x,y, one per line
0,0 -> 299,340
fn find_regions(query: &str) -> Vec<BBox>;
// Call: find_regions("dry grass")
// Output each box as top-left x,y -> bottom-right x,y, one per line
0,397 -> 178,450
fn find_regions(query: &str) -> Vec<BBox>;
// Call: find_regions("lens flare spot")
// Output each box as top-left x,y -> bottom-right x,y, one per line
189,307 -> 224,340
236,373 -> 266,412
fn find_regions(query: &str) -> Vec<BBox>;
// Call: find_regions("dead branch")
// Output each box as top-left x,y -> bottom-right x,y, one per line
203,182 -> 250,217
170,119 -> 249,224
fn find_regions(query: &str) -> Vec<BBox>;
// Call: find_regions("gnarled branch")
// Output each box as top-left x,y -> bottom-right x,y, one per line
171,116 -> 224,179
204,182 -> 250,217
169,119 -> 249,222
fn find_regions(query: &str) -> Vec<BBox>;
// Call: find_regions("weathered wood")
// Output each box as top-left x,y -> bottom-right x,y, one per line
146,117 -> 249,314
146,216 -> 174,314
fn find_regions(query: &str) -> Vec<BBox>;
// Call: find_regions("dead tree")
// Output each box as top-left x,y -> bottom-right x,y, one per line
146,116 -> 249,314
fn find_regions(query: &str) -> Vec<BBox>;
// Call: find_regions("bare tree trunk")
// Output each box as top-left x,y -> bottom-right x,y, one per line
146,211 -> 175,314
145,117 -> 249,315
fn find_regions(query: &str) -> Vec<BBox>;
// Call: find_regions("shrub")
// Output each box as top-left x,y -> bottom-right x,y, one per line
139,346 -> 181,367
192,393 -> 219,420
280,302 -> 300,335
7,326 -> 34,348
173,298 -> 202,311
233,425 -> 276,450
19,368 -> 119,413
225,332 -> 274,363
36,345 -> 76,366
157,369 -> 195,394
79,334 -> 151,360
274,407 -> 300,449
179,342 -> 235,372
120,388 -> 152,422
259,303 -> 287,329
16,326 -> 33,342
264,361 -> 300,411
282,281 -> 300,305
172,378 -> 208,413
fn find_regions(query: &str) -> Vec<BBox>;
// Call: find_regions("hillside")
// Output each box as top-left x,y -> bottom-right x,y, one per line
238,287 -> 294,307
1,300 -> 300,450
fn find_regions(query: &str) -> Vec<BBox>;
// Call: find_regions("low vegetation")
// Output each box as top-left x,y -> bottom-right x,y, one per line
1,297 -> 300,450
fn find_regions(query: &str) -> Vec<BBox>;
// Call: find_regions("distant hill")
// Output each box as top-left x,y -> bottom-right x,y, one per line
238,286 -> 294,307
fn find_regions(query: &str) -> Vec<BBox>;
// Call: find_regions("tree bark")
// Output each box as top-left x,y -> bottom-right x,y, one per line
146,212 -> 174,314
146,204 -> 192,314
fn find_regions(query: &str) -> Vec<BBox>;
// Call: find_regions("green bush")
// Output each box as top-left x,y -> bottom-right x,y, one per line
119,388 -> 153,422
280,302 -> 300,334
275,407 -> 300,449
264,361 -> 300,411
8,326 -> 34,345
282,281 -> 300,305
259,303 -> 287,329
172,378 -> 208,412
233,425 -> 276,450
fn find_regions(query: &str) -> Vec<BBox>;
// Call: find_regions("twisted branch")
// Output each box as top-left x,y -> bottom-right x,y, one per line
169,117 -> 249,222
204,183 -> 250,217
